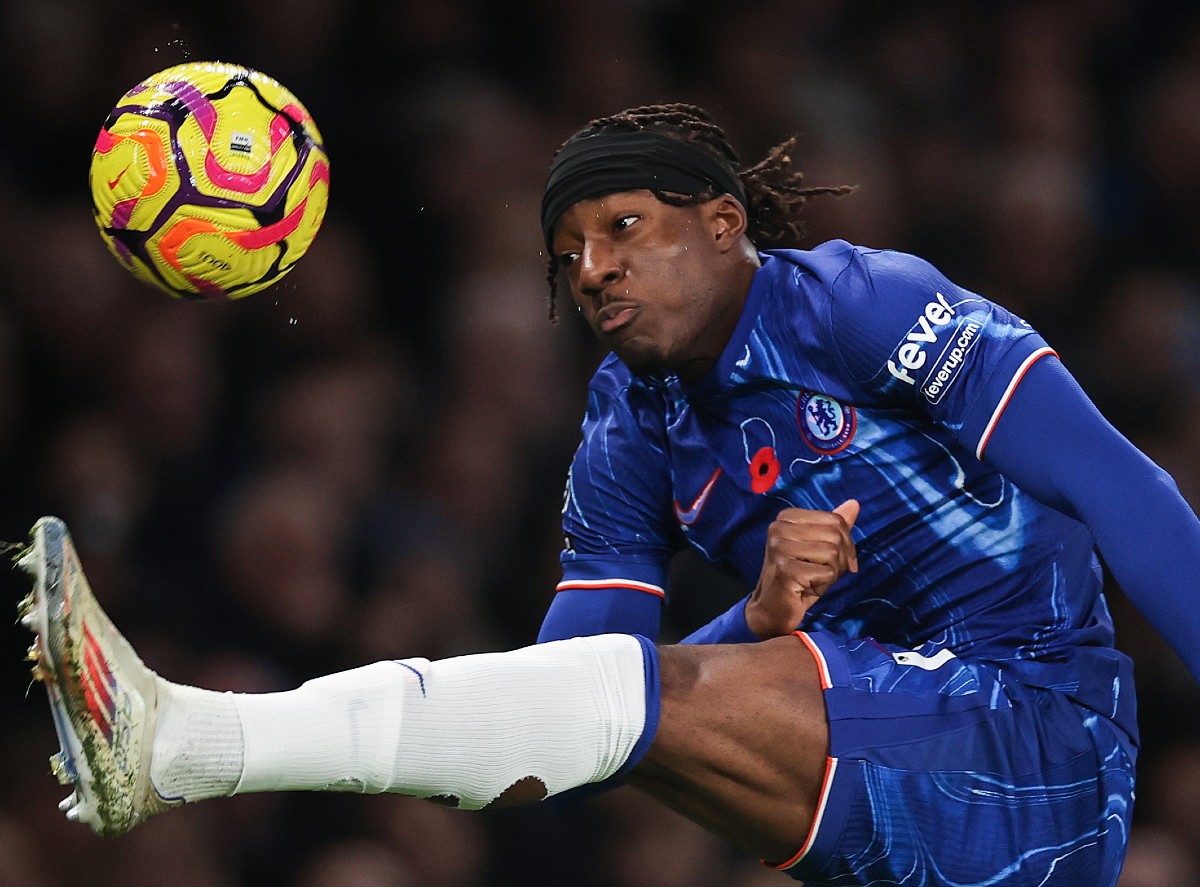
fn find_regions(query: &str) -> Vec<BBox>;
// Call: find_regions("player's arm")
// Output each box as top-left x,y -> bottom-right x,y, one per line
538,376 -> 675,644
829,246 -> 1200,682
976,354 -> 1200,682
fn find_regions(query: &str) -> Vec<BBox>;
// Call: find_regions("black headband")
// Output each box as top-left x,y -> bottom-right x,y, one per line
541,130 -> 747,251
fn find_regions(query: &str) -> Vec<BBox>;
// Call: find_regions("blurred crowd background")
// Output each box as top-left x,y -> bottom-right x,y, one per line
2,1 -> 1200,884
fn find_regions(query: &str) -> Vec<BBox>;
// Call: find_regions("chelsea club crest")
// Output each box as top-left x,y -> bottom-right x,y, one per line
797,391 -> 856,455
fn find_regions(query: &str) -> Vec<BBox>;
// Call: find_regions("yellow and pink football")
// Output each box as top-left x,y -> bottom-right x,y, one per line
89,62 -> 330,299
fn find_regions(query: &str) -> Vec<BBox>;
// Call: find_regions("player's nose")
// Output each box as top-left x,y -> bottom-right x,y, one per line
578,239 -> 622,297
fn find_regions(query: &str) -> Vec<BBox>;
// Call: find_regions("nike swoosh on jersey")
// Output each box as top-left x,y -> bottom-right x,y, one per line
673,467 -> 723,525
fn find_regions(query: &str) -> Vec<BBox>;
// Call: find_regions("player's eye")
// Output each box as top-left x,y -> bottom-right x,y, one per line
614,215 -> 639,232
558,251 -> 581,268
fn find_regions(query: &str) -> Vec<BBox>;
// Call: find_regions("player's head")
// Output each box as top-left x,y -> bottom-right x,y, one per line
542,103 -> 851,379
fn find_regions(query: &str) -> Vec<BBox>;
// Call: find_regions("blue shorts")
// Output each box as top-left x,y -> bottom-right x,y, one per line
773,632 -> 1135,887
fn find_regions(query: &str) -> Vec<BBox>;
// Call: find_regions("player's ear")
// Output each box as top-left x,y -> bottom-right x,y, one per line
708,195 -> 749,252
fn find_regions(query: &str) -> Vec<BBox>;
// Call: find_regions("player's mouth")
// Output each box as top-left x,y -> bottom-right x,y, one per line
596,302 -> 639,334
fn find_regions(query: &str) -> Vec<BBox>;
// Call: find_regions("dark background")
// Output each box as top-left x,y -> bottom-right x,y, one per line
2,1 -> 1200,884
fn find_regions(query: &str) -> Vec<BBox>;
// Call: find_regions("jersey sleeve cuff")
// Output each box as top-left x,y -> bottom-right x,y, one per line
557,555 -> 668,599
680,595 -> 759,644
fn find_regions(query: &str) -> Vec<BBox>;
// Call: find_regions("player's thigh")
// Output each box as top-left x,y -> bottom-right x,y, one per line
630,635 -> 832,863
779,633 -> 1135,887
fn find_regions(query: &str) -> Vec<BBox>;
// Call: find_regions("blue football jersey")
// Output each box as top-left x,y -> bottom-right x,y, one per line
557,241 -> 1136,742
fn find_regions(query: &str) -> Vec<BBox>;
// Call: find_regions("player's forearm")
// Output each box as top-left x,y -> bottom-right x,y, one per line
679,596 -> 761,645
1087,462 -> 1200,680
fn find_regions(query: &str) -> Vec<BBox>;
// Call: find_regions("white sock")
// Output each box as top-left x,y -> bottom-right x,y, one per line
150,681 -> 244,801
151,634 -> 648,809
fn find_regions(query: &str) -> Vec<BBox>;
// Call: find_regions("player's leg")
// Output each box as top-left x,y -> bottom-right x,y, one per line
219,635 -> 651,807
19,514 -> 836,858
17,516 -> 655,833
629,638 -> 831,866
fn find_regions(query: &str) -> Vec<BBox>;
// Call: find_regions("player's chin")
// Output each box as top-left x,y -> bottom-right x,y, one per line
611,337 -> 667,377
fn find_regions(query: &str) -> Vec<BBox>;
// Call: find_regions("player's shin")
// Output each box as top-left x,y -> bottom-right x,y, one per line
153,634 -> 654,809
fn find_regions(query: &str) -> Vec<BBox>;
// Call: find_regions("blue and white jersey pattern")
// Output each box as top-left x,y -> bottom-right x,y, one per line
559,241 -> 1136,745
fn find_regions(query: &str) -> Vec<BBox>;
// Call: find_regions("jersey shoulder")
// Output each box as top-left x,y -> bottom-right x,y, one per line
763,241 -> 948,310
753,242 -> 934,387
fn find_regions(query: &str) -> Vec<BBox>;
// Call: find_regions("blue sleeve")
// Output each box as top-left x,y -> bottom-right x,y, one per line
982,354 -> 1200,683
537,366 -> 675,643
539,363 -> 770,646
537,587 -> 663,643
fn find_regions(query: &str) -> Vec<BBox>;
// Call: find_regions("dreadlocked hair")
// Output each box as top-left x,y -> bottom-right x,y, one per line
543,102 -> 855,320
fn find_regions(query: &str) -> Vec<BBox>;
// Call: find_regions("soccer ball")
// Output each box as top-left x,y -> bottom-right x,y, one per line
89,61 -> 330,300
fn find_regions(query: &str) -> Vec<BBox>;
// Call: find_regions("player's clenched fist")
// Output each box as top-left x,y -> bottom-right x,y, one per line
745,500 -> 860,640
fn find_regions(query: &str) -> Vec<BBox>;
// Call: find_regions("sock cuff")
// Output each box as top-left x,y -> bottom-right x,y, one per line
612,634 -> 660,781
